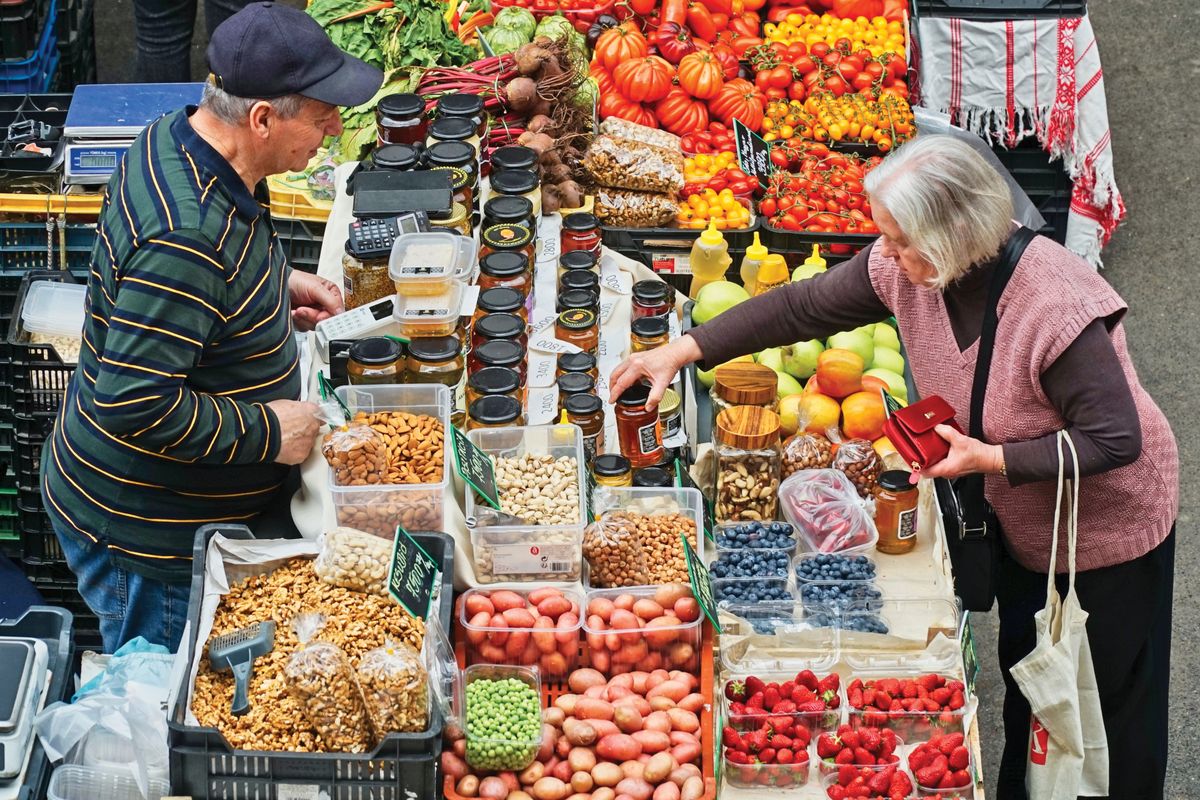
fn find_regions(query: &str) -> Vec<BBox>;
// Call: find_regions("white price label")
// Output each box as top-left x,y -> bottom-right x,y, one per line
490,543 -> 577,575
460,284 -> 481,317
526,386 -> 560,425
651,253 -> 691,275
530,336 -> 583,355
538,236 -> 559,264
600,300 -> 617,325
668,313 -> 682,341
600,273 -> 631,295
597,336 -> 612,359
594,373 -> 610,400
528,350 -> 557,388
531,314 -> 557,335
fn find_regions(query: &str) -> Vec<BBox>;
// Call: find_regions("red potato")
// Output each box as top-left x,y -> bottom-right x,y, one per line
453,738 -> 467,758
669,732 -> 699,748
590,650 -> 611,674
571,769 -> 594,793
615,795 -> 637,800
614,641 -> 649,666
666,708 -> 699,733
619,761 -> 644,779
653,782 -> 681,800
591,762 -> 623,787
677,694 -> 704,713
505,631 -> 531,658
545,757 -> 560,774
649,696 -> 676,712
510,794 -> 534,800
478,643 -> 507,663
533,777 -> 569,800
563,719 -> 597,747
464,592 -> 496,618
643,617 -> 682,648
632,599 -> 665,620
671,743 -> 701,765
631,672 -> 650,695
528,587 -> 561,605
614,705 -> 643,733
607,685 -> 633,701
534,616 -> 558,654
466,611 -> 492,645
643,752 -> 677,784
646,670 -> 670,690
555,736 -> 572,759
540,652 -> 569,676
615,778 -> 653,800
576,698 -> 615,721
567,795 -> 591,800
522,642 -> 542,665
569,601 -> 581,618
668,672 -> 697,690
610,609 -> 639,630
456,775 -> 480,797
636,754 -> 652,764
552,761 -> 573,782
503,608 -> 537,628
487,614 -> 510,645
593,789 -> 616,800
491,590 -> 527,612
538,595 -> 572,619
673,598 -> 700,623
521,762 -> 547,785
499,773 -> 521,794
556,613 -> 580,643
680,776 -> 705,800
668,765 -> 701,786
544,707 -> 566,727
588,720 -> 620,739
667,642 -> 696,670
614,695 -> 651,717
596,733 -> 642,762
555,694 -> 580,715
537,725 -> 558,761
441,751 -> 468,780
479,777 -> 508,800
653,584 -> 690,609
584,685 -> 606,699
643,653 -> 665,673
647,681 -> 688,703
609,673 -> 634,690
586,621 -> 607,652
631,730 -> 671,754
569,668 -> 606,693
614,594 -> 636,611
568,747 -> 597,773
589,596 -> 616,622
558,637 -> 576,660
643,711 -> 671,734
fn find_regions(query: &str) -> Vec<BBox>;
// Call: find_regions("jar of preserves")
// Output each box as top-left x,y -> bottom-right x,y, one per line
557,351 -> 599,382
376,94 -> 427,146
556,371 -> 595,411
466,366 -> 522,407
405,335 -> 464,388
478,251 -> 531,298
875,470 -> 919,554
593,454 -> 632,487
557,288 -> 600,316
480,224 -> 535,264
490,169 -> 541,218
491,145 -> 538,174
341,245 -> 392,310
615,382 -> 663,469
559,269 -> 599,296
658,388 -> 682,442
472,312 -> 527,351
559,249 -> 599,279
476,287 -> 527,324
561,212 -> 601,258
712,362 -> 779,427
426,116 -> 480,153
632,467 -> 673,488
714,406 -> 782,523
483,196 -> 535,232
371,143 -> 421,170
630,315 -> 669,353
427,140 -> 478,210
437,94 -> 486,138
555,308 -> 599,355
429,202 -> 470,236
467,395 -> 524,430
631,280 -> 671,320
348,337 -> 404,385
469,340 -> 527,385
565,392 -> 604,465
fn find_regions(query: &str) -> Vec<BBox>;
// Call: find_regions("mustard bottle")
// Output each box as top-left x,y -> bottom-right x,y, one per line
791,243 -> 828,281
738,231 -> 769,295
688,219 -> 732,298
752,254 -> 790,296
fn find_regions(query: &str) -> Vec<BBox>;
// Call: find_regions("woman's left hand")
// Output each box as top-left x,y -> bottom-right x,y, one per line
289,271 -> 344,331
920,424 -> 1005,481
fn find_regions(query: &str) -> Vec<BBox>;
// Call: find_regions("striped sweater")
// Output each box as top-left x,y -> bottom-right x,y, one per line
41,107 -> 300,583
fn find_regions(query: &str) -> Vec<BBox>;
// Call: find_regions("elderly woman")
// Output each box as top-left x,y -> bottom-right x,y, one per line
610,135 -> 1177,799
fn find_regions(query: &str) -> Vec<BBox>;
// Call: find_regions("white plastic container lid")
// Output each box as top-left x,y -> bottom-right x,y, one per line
22,281 -> 86,337
391,280 -> 466,325
48,765 -> 169,800
388,231 -> 476,286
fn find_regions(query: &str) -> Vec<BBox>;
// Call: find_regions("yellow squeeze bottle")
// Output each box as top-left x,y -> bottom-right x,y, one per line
792,243 -> 828,281
688,219 -> 732,298
752,254 -> 790,296
738,231 -> 769,295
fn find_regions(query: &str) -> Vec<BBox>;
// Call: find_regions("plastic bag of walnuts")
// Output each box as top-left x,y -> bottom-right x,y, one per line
832,438 -> 883,498
593,188 -> 678,228
284,613 -> 375,752
357,641 -> 429,735
584,134 -> 684,195
313,527 -> 392,596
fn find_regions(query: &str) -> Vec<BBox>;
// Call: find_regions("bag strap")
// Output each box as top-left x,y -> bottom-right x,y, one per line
1047,431 -> 1082,605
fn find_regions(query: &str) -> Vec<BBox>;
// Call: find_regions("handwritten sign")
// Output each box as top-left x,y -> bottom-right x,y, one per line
528,350 -> 558,388
734,119 -> 773,190
530,335 -> 583,355
388,525 -> 440,619
677,463 -> 714,543
526,387 -> 560,425
599,273 -> 630,295
682,535 -> 721,632
451,426 -> 500,509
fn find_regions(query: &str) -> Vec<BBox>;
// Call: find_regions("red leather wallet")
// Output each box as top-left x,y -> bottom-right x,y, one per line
881,395 -> 962,472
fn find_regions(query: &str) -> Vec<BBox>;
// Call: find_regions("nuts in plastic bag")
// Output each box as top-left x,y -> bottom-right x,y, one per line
593,188 -> 678,228
598,118 -> 681,151
322,423 -> 386,487
357,641 -> 429,735
778,468 -> 878,555
584,135 -> 684,195
782,432 -> 834,479
313,527 -> 392,595
582,514 -> 651,588
284,613 -> 375,752
832,438 -> 883,498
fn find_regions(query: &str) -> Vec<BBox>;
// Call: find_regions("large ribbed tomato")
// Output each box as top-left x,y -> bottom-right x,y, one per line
593,22 -> 649,73
707,78 -> 765,130
654,87 -> 710,136
613,56 -> 676,103
599,91 -> 657,129
590,63 -> 616,97
676,51 -> 725,100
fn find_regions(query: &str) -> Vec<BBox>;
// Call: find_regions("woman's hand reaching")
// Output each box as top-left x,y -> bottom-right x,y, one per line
608,334 -> 704,412
920,424 -> 1006,482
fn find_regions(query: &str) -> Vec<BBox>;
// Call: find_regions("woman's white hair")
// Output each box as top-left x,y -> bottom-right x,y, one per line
864,134 -> 1014,288
200,76 -> 305,125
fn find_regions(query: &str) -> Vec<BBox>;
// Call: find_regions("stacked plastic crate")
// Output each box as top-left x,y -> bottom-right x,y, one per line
1,0 -> 60,94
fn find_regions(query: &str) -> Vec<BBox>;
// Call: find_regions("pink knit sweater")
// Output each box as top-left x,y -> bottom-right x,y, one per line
869,238 -> 1178,573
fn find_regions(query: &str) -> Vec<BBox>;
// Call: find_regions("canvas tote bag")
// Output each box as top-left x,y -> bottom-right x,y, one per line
1010,431 -> 1109,798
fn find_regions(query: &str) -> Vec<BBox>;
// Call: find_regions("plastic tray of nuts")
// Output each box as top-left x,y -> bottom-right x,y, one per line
582,485 -> 706,589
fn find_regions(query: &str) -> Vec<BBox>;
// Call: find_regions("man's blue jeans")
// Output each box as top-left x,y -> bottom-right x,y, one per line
132,0 -> 254,83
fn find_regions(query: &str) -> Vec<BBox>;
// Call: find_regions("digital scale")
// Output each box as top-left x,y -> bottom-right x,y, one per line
63,83 -> 205,185
0,638 -> 49,780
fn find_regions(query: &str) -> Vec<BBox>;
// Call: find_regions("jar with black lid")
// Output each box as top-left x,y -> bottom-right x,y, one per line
556,371 -> 596,410
479,251 -> 531,299
560,269 -> 600,295
466,366 -> 522,406
405,335 -> 464,388
560,250 -> 599,276
561,212 -> 601,258
472,312 -> 527,350
632,467 -> 673,488
630,315 -> 670,353
376,93 -> 426,146
372,143 -> 421,170
491,145 -> 538,174
467,395 -> 524,430
491,169 -> 542,218
556,308 -> 599,355
565,392 -> 605,464
469,339 -> 527,384
437,94 -> 486,138
557,288 -> 600,315
348,337 -> 404,385
476,287 -> 527,324
632,280 -> 671,319
427,140 -> 478,211
593,454 -> 633,487
480,223 -> 535,263
483,196 -> 535,231
557,351 -> 599,381
427,116 -> 479,148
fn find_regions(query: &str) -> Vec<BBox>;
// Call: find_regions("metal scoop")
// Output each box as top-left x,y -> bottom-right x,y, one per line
208,620 -> 276,716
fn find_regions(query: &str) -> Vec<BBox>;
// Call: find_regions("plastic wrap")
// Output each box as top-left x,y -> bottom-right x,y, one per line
582,515 -> 651,588
593,187 -> 678,228
832,438 -> 883,498
781,431 -> 834,479
598,117 -> 681,151
356,642 -> 429,736
312,527 -> 392,595
778,468 -> 878,555
321,423 -> 386,487
284,614 -> 375,752
584,135 -> 684,194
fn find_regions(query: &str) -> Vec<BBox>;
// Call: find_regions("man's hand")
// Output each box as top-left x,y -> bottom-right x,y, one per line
608,334 -> 703,412
267,399 -> 321,465
289,271 -> 343,331
920,424 -> 1005,482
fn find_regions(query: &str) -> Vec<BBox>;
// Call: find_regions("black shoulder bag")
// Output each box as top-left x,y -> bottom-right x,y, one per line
936,226 -> 1038,612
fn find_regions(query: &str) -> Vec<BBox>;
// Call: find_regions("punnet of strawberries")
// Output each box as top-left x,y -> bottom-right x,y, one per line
816,723 -> 900,770
908,731 -> 973,791
847,673 -> 965,727
824,763 -> 913,799
722,717 -> 812,787
725,669 -> 841,730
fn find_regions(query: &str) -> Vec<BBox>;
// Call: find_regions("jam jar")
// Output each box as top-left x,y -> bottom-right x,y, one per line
615,381 -> 664,469
557,288 -> 600,316
341,243 -> 392,311
559,269 -> 600,296
476,287 -> 527,325
561,212 -> 601,258
427,140 -> 478,210
478,251 -> 532,299
472,312 -> 528,351
466,366 -> 522,406
404,335 -> 465,388
430,202 -> 470,236
467,395 -> 524,430
483,196 -> 535,232
480,223 -> 535,264
376,93 -> 427,146
630,315 -> 669,353
555,308 -> 599,355
437,94 -> 487,138
556,371 -> 596,411
557,351 -> 599,382
658,388 -> 682,442
593,454 -> 633,487
491,145 -> 538,174
426,116 -> 480,153
875,470 -> 919,554
348,337 -> 404,385
631,280 -> 671,319
565,392 -> 605,465
469,340 -> 527,385
490,169 -> 542,218
632,467 -> 673,488
371,143 -> 421,171
559,249 -> 599,278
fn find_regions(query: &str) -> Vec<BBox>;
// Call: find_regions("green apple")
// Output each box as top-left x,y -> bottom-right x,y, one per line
871,347 -> 906,375
691,281 -> 750,324
757,347 -> 785,372
791,262 -> 827,282
854,324 -> 877,337
826,329 -> 874,367
773,369 -> 805,398
874,323 -> 901,352
865,367 -> 908,402
782,339 -> 824,380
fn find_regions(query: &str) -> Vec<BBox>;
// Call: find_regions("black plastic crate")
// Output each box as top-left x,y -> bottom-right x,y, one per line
1031,191 -> 1069,245
6,270 -> 81,421
53,0 -> 94,91
993,137 -> 1072,197
14,427 -> 49,496
914,0 -> 1084,19
24,577 -> 102,651
0,220 -> 96,272
0,0 -> 58,94
169,524 -> 455,800
758,223 -> 878,269
275,217 -> 323,274
0,0 -> 50,61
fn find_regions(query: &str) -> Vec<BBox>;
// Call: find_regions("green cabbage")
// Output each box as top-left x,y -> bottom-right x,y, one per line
534,15 -> 576,41
483,24 -> 530,55
493,6 -> 537,39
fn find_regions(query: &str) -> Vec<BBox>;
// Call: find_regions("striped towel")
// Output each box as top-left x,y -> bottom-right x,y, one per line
913,13 -> 1124,267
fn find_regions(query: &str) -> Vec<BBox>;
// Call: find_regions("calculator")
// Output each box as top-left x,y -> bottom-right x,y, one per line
346,212 -> 430,260
314,295 -> 397,361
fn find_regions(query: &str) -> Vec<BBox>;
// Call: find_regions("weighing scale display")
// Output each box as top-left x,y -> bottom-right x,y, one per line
79,153 -> 117,168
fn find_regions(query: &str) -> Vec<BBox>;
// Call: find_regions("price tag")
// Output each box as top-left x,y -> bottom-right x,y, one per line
531,314 -> 557,336
530,336 -> 583,355
600,273 -> 631,296
600,300 -> 617,325
528,350 -> 557,388
388,525 -> 440,619
491,543 -> 577,575
651,253 -> 691,275
451,426 -> 500,509
459,284 -> 481,317
526,386 -> 560,425
677,464 -> 714,543
667,313 -> 681,342
734,119 -> 774,190
538,235 -> 559,264
682,535 -> 721,633
594,373 -> 610,402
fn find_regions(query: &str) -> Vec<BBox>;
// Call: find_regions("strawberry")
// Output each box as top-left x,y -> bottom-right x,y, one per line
917,673 -> 942,692
776,748 -> 793,764
848,685 -> 864,708
938,772 -> 960,789
835,748 -> 855,765
841,729 -> 860,748
868,767 -> 892,795
769,734 -> 792,749
819,673 -> 840,694
909,747 -> 932,772
730,701 -> 746,715
724,679 -> 746,702
916,763 -> 946,788
725,748 -> 750,764
780,680 -> 796,697
773,699 -> 798,715
859,727 -> 881,753
799,699 -> 827,714
939,732 -> 965,753
827,692 -> 841,709
746,691 -> 765,709
817,733 -> 842,758
890,770 -> 913,796
853,747 -> 875,765
875,690 -> 893,708
763,686 -> 781,711
768,713 -> 794,733
828,786 -> 847,800
745,676 -> 765,696
759,748 -> 776,764
923,698 -> 941,712
863,688 -> 876,707
947,679 -> 965,692
931,687 -> 952,706
796,669 -> 819,690
745,728 -> 768,752
838,764 -> 858,784
949,690 -> 966,710
949,745 -> 969,770
902,681 -> 919,699
792,724 -> 812,747
792,685 -> 816,703
951,769 -> 971,787
880,727 -> 897,753
722,726 -> 745,750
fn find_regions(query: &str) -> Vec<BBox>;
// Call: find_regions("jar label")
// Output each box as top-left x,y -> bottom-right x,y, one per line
637,421 -> 660,455
663,413 -> 682,441
582,431 -> 601,464
490,543 -> 576,575
343,274 -> 355,300
897,507 -> 917,540
530,335 -> 583,355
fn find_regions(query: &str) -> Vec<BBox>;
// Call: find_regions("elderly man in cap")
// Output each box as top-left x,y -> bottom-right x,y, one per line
40,2 -> 383,653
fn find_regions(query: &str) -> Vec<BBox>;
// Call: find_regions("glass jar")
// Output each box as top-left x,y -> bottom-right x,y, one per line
593,454 -> 632,488
630,315 -> 669,353
555,308 -> 599,355
348,337 -> 404,385
468,395 -> 524,430
426,116 -> 480,154
711,362 -> 779,428
483,196 -> 535,232
371,143 -> 421,170
376,93 -> 427,146
631,280 -> 671,320
632,467 -> 673,488
429,202 -> 471,236
476,287 -> 527,324
561,212 -> 601,258
466,366 -> 522,407
556,372 -> 595,412
479,251 -> 531,299
405,335 -> 465,388
491,145 -> 538,174
875,470 -> 919,554
565,392 -> 604,465
615,382 -> 663,469
472,312 -> 527,351
557,288 -> 600,316
490,169 -> 541,218
437,94 -> 487,138
469,340 -> 527,385
714,406 -> 782,523
480,224 -> 535,264
559,249 -> 599,279
427,140 -> 478,211
341,245 -> 393,310
658,388 -> 682,442
559,269 -> 600,296
557,351 -> 599,382
653,450 -> 680,478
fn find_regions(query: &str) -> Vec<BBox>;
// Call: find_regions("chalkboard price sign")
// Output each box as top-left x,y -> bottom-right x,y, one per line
676,461 -> 714,543
734,119 -> 773,190
388,525 -> 440,619
451,425 -> 501,510
682,535 -> 721,633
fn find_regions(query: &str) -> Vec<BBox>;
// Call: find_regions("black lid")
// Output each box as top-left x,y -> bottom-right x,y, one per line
484,195 -> 534,224
426,140 -> 476,168
617,381 -> 652,407
557,308 -> 597,331
406,335 -> 461,363
468,366 -> 521,397
560,250 -> 598,271
478,287 -> 524,314
480,251 -> 529,278
438,93 -> 485,118
379,93 -> 424,118
491,168 -> 539,196
372,144 -> 420,170
469,394 -> 523,425
632,280 -> 669,303
429,116 -> 476,142
632,467 -> 673,488
475,313 -> 525,342
557,372 -> 595,396
563,212 -> 599,232
558,288 -> 599,313
593,453 -> 632,477
878,470 -> 916,492
631,315 -> 669,338
565,392 -> 603,417
349,336 -> 403,365
482,223 -> 534,250
492,145 -> 538,172
560,270 -> 599,293
474,339 -> 525,368
557,351 -> 597,374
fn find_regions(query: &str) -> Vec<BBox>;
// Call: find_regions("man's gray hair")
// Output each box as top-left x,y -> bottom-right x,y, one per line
864,134 -> 1014,288
200,77 -> 306,125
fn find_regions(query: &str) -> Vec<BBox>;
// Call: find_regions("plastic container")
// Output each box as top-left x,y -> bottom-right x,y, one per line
718,662 -> 842,733
582,585 -> 703,676
7,271 -> 81,420
846,672 -> 968,740
713,576 -> 793,605
457,586 -> 585,680
462,664 -> 542,771
584,486 -> 705,589
388,232 -> 475,296
722,751 -> 811,790
840,598 -> 963,672
717,601 -> 839,677
328,384 -> 451,537
392,280 -> 465,338
20,280 -> 85,336
47,766 -> 168,800
466,425 -> 587,584
799,580 -> 885,628
814,735 -> 904,778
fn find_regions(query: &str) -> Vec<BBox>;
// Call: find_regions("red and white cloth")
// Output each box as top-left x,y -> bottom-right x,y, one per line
914,14 -> 1124,267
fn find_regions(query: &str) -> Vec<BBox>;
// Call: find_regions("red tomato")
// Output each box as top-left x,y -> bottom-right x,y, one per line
793,55 -> 816,75
767,65 -> 793,88
759,197 -> 777,217
852,72 -> 874,91
810,42 -> 830,58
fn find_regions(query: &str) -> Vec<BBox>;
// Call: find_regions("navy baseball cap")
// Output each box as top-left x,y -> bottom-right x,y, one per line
208,2 -> 383,107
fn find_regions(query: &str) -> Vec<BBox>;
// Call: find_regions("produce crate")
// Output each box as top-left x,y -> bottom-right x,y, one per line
168,524 -> 455,800
1031,190 -> 1069,245
53,0 -> 95,91
0,92 -> 70,173
18,491 -> 61,567
758,222 -> 878,269
268,176 -> 333,223
603,220 -> 761,296
6,270 -> 81,422
22,575 -> 102,651
0,186 -> 104,219
992,137 -> 1072,245
274,217 -> 322,274
0,220 -> 97,272
0,0 -> 51,61
913,0 -> 1085,19
0,0 -> 59,94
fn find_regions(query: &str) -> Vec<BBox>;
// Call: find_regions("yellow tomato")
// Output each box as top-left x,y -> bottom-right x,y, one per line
762,132 -> 778,142
720,196 -> 743,213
